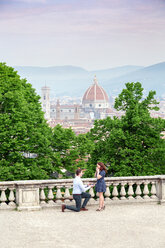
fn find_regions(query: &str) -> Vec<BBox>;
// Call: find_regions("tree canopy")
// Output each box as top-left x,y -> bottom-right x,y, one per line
88,82 -> 165,177
0,64 -> 164,181
0,63 -> 53,181
51,124 -> 94,177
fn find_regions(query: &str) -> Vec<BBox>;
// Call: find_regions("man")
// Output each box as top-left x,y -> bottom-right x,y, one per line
62,168 -> 94,212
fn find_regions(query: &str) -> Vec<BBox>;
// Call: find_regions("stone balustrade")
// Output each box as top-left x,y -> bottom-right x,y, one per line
0,175 -> 165,211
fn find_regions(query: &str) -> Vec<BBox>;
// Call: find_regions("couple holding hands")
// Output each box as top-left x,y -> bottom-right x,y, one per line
62,162 -> 107,212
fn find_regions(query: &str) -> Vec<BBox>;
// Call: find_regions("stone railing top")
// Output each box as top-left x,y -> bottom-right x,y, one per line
0,175 -> 165,187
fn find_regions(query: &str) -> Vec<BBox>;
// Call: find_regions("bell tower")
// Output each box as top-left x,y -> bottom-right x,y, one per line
41,86 -> 50,120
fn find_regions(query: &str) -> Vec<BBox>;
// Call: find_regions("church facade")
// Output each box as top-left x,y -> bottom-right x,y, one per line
82,76 -> 111,119
41,76 -> 114,122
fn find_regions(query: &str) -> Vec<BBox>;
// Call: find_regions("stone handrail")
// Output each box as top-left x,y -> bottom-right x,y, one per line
0,175 -> 165,211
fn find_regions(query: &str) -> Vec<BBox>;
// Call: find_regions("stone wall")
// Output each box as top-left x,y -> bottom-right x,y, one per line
0,175 -> 165,211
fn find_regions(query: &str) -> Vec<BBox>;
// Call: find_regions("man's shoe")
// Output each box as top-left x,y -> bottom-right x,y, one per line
80,208 -> 88,211
62,204 -> 66,212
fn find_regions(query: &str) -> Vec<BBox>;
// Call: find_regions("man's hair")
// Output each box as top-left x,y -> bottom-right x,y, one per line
76,168 -> 82,176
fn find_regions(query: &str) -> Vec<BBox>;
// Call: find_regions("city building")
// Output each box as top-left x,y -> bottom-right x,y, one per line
41,78 -> 165,134
82,76 -> 112,119
41,86 -> 50,120
41,77 -> 114,131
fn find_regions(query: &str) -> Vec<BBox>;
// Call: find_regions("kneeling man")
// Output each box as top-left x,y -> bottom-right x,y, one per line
62,168 -> 93,212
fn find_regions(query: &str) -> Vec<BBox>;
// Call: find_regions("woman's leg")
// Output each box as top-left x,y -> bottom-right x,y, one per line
97,192 -> 105,210
101,193 -> 105,208
96,192 -> 104,211
99,192 -> 103,208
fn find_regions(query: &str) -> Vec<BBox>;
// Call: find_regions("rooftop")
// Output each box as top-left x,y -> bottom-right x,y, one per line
82,76 -> 109,103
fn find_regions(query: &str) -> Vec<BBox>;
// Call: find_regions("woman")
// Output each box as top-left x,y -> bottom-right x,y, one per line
95,162 -> 107,211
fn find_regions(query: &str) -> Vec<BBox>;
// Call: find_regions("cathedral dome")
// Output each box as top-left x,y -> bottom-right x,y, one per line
82,76 -> 109,103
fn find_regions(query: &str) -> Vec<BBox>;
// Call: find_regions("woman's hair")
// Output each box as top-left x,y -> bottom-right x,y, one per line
97,162 -> 107,173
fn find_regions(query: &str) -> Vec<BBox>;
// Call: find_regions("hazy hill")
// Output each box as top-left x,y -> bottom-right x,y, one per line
91,65 -> 143,80
14,62 -> 165,97
103,62 -> 165,97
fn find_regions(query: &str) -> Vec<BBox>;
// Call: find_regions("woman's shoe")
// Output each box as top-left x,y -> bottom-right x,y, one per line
102,205 -> 105,210
96,208 -> 102,211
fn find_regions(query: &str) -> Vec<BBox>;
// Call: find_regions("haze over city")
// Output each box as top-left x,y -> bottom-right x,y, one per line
0,0 -> 165,70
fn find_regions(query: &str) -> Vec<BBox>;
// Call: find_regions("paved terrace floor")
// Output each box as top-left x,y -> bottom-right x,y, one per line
0,204 -> 165,248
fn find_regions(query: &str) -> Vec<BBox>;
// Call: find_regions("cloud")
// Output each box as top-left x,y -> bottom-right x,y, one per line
4,0 -> 47,3
0,0 -> 165,69
20,0 -> 46,2
0,1 -> 165,41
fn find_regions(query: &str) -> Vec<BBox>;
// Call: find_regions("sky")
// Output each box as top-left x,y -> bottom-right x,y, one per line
0,0 -> 165,70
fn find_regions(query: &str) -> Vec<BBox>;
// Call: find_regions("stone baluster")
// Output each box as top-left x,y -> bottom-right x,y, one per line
120,182 -> 127,200
48,185 -> 55,205
150,181 -> 157,199
104,184 -> 111,202
8,187 -> 16,208
143,181 -> 150,199
40,187 -> 47,206
135,182 -> 142,200
64,185 -> 71,203
0,187 -> 8,209
89,187 -> 96,205
56,185 -> 62,204
0,177 -> 161,211
96,192 -> 99,202
128,182 -> 134,200
112,183 -> 119,200
69,184 -> 73,200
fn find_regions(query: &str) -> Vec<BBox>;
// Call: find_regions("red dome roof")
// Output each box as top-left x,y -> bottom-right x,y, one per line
83,77 -> 109,102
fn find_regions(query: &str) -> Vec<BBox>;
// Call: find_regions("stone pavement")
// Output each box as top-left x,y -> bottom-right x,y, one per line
0,204 -> 165,248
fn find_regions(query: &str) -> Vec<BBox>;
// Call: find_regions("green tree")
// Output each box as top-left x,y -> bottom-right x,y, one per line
51,125 -> 94,177
89,82 -> 165,176
0,63 -> 54,181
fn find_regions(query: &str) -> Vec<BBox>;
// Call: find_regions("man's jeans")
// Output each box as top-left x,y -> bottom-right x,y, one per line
65,192 -> 91,212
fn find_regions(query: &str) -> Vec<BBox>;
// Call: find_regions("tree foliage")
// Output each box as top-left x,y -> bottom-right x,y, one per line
0,63 -> 53,181
88,82 -> 165,177
51,124 -> 94,177
0,65 -> 164,181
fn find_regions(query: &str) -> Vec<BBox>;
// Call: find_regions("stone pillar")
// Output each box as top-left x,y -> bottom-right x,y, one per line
135,182 -> 142,200
56,185 -> 62,204
112,183 -> 119,200
156,176 -> 165,204
128,182 -> 134,200
16,182 -> 41,211
0,187 -> 8,209
8,187 -> 16,208
89,187 -> 96,205
64,186 -> 71,203
104,184 -> 111,202
40,187 -> 47,206
150,181 -> 157,199
143,181 -> 150,200
120,182 -> 127,200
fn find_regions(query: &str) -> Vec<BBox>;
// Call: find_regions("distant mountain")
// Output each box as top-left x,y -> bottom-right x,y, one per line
15,65 -> 88,77
14,62 -> 165,97
103,62 -> 165,97
91,65 -> 143,80
14,65 -> 89,96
